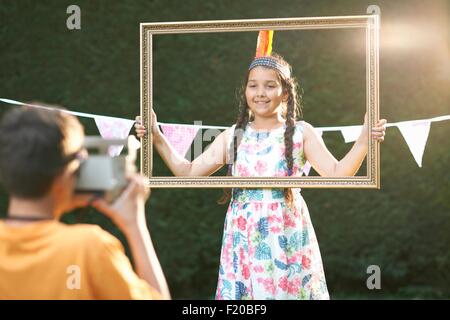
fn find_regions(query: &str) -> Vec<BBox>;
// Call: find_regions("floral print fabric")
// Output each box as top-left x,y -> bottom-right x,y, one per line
215,122 -> 329,300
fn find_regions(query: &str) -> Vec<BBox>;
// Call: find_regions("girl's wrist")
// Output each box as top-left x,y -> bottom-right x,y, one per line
152,130 -> 163,144
357,127 -> 369,146
356,134 -> 369,150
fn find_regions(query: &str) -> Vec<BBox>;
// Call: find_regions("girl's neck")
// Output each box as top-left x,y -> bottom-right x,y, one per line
250,115 -> 285,131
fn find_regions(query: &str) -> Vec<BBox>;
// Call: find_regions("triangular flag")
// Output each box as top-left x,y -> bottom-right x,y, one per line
397,121 -> 431,167
94,116 -> 135,156
160,124 -> 200,159
303,128 -> 323,176
302,162 -> 312,176
340,125 -> 363,143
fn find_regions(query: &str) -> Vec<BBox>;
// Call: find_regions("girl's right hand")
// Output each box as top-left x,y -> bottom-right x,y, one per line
134,116 -> 146,138
135,110 -> 162,139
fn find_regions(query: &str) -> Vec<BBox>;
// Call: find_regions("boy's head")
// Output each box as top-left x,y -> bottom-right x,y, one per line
0,106 -> 85,200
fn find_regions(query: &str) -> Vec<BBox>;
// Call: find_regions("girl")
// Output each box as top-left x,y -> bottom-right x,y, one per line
135,46 -> 386,300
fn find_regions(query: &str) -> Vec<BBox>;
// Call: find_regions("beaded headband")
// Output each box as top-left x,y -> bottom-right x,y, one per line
248,30 -> 291,78
248,56 -> 291,78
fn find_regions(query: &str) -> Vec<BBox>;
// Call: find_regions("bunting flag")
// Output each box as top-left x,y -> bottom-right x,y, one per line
0,98 -> 136,156
1,98 -> 449,167
397,121 -> 431,167
341,125 -> 363,143
160,123 -> 200,159
94,116 -> 135,156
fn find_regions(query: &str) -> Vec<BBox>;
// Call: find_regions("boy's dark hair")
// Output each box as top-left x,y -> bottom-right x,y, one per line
0,106 -> 81,198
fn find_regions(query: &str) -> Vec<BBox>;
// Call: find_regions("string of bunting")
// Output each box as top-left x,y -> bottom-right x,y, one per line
1,98 -> 448,168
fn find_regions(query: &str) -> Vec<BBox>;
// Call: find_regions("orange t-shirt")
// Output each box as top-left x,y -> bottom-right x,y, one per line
0,220 -> 161,299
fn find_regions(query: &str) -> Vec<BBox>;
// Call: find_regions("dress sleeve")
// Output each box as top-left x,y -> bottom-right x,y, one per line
294,121 -> 307,175
86,227 -> 162,300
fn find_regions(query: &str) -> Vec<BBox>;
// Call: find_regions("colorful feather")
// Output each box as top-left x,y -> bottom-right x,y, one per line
255,30 -> 274,57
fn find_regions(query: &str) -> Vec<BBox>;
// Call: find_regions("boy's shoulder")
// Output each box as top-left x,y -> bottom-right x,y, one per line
55,222 -> 121,250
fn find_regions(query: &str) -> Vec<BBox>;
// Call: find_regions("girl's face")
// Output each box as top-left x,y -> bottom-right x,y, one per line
245,66 -> 287,119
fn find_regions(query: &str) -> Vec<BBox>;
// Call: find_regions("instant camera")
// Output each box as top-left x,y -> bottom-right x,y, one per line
75,136 -> 138,202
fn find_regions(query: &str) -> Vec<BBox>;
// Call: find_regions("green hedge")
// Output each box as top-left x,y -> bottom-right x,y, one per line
1,0 -> 449,299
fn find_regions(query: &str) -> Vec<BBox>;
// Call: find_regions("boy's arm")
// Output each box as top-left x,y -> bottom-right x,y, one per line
122,219 -> 171,299
93,174 -> 171,299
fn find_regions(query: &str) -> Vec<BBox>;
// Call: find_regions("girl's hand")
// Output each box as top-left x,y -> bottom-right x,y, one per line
134,115 -> 146,138
135,110 -> 162,139
362,113 -> 387,143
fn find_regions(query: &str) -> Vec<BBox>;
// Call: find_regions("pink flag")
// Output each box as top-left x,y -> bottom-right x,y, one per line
94,116 -> 135,156
160,124 -> 200,159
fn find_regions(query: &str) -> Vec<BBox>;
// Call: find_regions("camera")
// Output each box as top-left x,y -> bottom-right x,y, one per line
74,136 -> 138,202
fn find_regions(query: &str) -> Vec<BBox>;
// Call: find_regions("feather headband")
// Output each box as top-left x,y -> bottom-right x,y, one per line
248,30 -> 290,78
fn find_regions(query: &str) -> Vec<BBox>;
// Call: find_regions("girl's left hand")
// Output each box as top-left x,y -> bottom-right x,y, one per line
362,113 -> 387,143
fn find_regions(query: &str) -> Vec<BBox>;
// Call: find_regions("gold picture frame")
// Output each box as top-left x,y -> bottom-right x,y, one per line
140,15 -> 380,188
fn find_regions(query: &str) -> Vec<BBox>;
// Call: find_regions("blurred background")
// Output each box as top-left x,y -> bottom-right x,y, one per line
0,0 -> 449,299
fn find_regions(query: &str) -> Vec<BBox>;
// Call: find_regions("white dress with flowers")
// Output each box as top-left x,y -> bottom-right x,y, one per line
215,122 -> 329,300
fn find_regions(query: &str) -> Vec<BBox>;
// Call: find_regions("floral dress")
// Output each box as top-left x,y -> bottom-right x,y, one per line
215,122 -> 330,300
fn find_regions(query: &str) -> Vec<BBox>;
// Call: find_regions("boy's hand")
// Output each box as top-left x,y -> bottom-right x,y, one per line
92,174 -> 150,231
